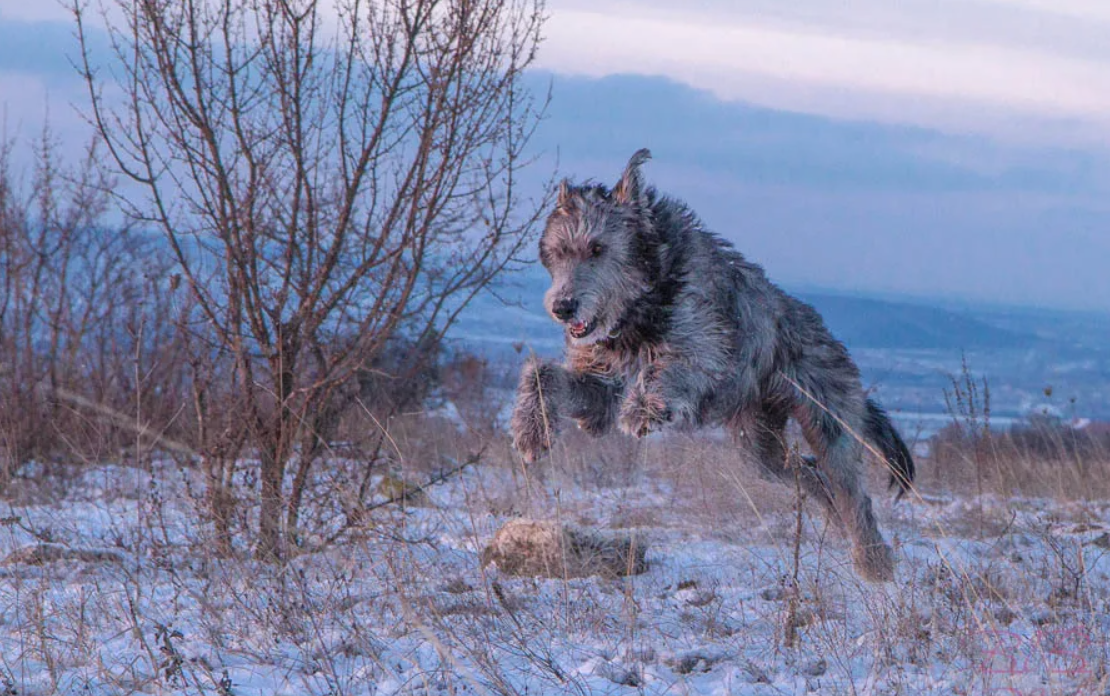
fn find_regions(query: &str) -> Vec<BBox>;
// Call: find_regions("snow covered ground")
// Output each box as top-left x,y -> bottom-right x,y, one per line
2,435 -> 1109,695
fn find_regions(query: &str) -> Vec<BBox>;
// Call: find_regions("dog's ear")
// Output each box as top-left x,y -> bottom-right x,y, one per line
613,148 -> 652,206
555,178 -> 572,212
555,178 -> 572,205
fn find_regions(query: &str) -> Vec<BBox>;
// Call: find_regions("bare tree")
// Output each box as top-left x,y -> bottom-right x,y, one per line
73,0 -> 548,558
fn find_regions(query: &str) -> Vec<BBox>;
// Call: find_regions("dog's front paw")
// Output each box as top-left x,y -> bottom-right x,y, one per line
510,366 -> 557,462
619,389 -> 670,438
511,418 -> 550,463
511,397 -> 552,462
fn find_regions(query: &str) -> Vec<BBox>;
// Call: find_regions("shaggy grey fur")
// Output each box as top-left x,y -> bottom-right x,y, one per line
510,149 -> 915,581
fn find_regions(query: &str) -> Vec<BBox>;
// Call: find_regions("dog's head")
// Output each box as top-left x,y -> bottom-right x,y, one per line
539,149 -> 655,346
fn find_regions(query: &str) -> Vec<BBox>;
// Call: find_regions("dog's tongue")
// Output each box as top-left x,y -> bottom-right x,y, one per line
570,320 -> 586,333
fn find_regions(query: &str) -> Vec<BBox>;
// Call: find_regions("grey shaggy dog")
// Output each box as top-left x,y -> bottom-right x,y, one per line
510,149 -> 915,581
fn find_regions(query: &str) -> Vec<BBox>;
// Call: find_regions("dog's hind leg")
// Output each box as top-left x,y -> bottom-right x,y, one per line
791,398 -> 894,581
733,406 -> 839,517
511,358 -> 620,462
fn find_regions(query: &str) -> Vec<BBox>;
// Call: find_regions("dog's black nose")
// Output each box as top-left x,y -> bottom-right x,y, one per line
552,297 -> 578,322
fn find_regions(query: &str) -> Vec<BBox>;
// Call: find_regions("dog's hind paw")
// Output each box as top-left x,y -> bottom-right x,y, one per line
618,389 -> 670,438
853,541 -> 895,582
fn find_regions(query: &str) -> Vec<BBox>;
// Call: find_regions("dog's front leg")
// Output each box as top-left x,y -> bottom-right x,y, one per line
619,361 -> 713,438
511,358 -> 620,462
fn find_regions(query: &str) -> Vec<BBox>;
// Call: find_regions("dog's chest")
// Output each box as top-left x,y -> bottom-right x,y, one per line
568,341 -> 666,384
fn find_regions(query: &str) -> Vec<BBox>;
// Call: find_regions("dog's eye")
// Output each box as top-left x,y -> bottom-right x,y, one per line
589,242 -> 604,258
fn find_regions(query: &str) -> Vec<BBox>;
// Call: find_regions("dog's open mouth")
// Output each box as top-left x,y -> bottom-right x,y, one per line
567,318 -> 597,339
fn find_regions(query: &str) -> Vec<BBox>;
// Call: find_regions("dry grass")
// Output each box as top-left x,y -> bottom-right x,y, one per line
914,357 -> 1110,501
4,352 -> 1110,694
2,422 -> 1109,694
924,424 -> 1110,500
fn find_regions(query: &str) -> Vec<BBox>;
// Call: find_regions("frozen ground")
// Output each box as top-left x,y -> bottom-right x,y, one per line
2,442 -> 1109,695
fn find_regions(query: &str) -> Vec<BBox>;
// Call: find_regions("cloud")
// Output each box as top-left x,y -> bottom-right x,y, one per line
993,0 -> 1110,23
528,73 -> 1103,193
541,0 -> 1110,141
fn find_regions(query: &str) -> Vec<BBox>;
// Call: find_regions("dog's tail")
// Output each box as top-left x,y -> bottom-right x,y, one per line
863,399 -> 915,500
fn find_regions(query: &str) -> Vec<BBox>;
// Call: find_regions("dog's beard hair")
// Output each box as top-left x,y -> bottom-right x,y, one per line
559,272 -> 649,345
542,227 -> 651,346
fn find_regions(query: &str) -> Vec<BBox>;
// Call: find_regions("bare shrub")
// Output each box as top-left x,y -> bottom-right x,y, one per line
0,129 -> 184,495
73,0 -> 548,557
440,351 -> 503,437
923,360 -> 1110,500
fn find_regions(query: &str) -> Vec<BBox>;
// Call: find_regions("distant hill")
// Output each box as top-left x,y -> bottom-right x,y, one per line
797,292 -> 1035,351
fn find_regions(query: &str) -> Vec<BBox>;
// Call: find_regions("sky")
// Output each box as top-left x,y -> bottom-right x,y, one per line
1,0 -> 1108,310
